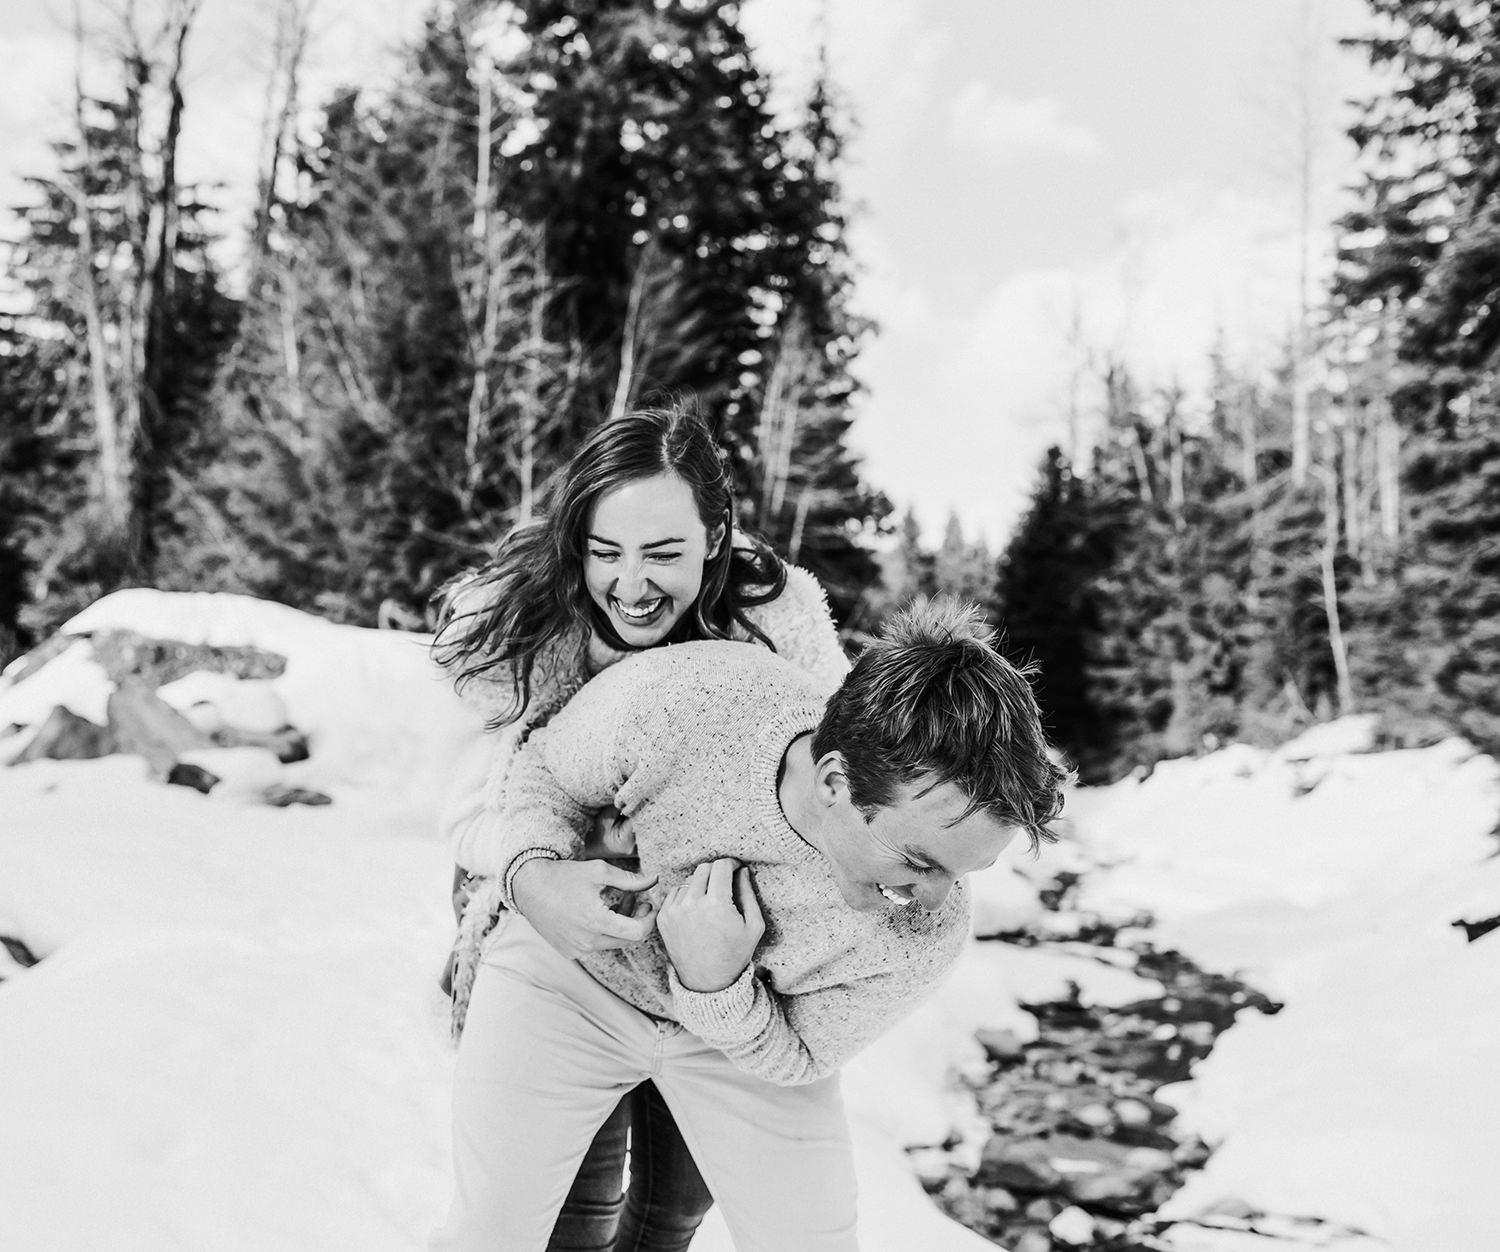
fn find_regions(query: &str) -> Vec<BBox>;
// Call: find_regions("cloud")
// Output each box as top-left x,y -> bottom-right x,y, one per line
741,0 -> 949,191
848,183 -> 1322,547
947,84 -> 1102,167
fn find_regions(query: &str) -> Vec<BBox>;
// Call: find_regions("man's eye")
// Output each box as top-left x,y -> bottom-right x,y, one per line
902,858 -> 935,875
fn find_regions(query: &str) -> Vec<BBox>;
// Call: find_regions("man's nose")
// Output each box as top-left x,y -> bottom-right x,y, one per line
915,875 -> 956,912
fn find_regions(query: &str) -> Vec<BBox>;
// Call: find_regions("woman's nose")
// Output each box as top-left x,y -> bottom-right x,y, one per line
613,560 -> 655,599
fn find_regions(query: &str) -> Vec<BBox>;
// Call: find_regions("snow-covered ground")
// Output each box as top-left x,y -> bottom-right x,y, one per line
1,591 -> 1496,1252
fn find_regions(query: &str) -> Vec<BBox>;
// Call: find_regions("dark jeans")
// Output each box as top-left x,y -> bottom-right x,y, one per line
548,1080 -> 714,1252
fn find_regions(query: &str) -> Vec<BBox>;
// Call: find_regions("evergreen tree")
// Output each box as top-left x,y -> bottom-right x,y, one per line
1335,0 -> 1500,750
204,0 -> 883,623
932,512 -> 995,610
2,13 -> 231,625
994,448 -> 1114,780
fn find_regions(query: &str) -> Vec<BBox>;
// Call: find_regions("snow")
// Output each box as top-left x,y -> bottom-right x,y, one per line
1073,728 -> 1500,1252
2,590 -> 1498,1252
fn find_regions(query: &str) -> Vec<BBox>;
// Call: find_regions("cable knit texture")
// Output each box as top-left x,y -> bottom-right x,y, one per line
492,642 -> 971,1086
443,563 -> 848,1032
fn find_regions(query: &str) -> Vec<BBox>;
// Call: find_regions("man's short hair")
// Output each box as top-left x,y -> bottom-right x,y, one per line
810,597 -> 1069,851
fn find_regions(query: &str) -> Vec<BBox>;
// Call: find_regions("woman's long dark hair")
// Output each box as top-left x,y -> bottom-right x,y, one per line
432,405 -> 788,726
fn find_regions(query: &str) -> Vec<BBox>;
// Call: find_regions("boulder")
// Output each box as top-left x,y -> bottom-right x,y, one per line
1,935 -> 40,967
975,1142 -> 1063,1193
166,762 -> 220,794
262,784 -> 333,808
106,681 -> 213,777
975,1027 -> 1027,1065
1049,1205 -> 1097,1246
10,705 -> 116,764
211,724 -> 310,763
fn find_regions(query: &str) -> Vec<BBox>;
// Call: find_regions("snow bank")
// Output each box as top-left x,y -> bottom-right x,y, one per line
1070,721 -> 1500,1252
2,589 -> 479,814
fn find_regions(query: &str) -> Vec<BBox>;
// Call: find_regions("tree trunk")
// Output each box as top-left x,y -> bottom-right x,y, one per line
70,2 -> 125,537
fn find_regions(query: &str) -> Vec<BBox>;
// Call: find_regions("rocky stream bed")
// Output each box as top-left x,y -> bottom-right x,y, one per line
914,872 -> 1292,1252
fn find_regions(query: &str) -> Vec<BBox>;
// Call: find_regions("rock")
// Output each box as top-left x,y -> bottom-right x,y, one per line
976,1027 -> 1027,1065
179,747 -> 286,797
10,705 -> 116,764
1114,1097 -> 1154,1127
1023,1195 -> 1062,1222
262,784 -> 333,808
88,629 -> 286,688
212,724 -> 310,764
1049,1205 -> 1097,1245
1011,1232 -> 1051,1252
1,935 -> 40,967
107,681 -> 213,777
166,762 -> 219,794
1453,913 -> 1500,942
976,1142 -> 1063,1193
1172,1135 -> 1212,1168
1072,1102 -> 1114,1131
1123,1146 -> 1175,1176
908,1147 -> 951,1188
979,1186 -> 1019,1214
1066,1169 -> 1153,1215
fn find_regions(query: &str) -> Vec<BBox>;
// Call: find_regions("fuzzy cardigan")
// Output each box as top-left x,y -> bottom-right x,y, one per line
493,641 -> 971,1086
442,564 -> 849,1030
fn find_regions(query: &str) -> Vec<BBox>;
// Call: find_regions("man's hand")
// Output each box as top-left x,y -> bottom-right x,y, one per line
658,859 -> 765,993
510,857 -> 658,960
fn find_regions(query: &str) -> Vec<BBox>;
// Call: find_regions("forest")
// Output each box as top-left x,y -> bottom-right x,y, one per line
2,0 -> 1497,784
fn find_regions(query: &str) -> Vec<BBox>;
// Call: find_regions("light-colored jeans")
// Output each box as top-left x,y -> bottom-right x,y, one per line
430,915 -> 860,1252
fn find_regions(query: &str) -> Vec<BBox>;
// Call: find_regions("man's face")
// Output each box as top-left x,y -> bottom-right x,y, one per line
819,776 -> 1020,914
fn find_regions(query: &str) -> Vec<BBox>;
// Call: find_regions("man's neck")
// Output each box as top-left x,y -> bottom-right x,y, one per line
776,733 -> 824,855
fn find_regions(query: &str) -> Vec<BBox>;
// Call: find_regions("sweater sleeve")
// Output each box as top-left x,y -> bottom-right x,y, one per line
666,893 -> 970,1086
743,565 -> 849,692
438,634 -> 588,876
490,667 -> 648,909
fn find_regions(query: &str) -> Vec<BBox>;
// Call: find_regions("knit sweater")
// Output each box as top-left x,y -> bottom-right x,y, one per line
494,641 -> 971,1087
442,563 -> 849,875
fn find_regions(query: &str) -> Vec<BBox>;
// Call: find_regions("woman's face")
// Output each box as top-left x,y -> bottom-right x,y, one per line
583,472 -> 723,648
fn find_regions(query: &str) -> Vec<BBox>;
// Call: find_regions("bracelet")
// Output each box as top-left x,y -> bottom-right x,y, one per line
502,847 -> 563,912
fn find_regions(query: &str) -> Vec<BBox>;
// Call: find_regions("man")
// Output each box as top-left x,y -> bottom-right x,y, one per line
431,598 -> 1067,1252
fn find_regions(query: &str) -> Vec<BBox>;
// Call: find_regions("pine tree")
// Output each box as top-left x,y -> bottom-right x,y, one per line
2,2 -> 231,624
995,448 -> 1115,779
1334,0 -> 1500,750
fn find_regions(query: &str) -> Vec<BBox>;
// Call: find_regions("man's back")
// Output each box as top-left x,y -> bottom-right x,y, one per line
502,638 -> 970,1084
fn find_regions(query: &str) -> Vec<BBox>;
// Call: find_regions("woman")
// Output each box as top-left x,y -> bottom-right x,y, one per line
432,404 -> 849,1252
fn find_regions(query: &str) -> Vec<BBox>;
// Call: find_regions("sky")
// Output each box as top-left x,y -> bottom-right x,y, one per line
0,0 -> 1376,546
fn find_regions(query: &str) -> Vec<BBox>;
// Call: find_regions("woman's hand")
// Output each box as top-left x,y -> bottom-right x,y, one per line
658,859 -> 765,993
510,857 -> 659,960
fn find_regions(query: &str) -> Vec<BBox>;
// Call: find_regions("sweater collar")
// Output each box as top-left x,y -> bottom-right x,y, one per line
754,703 -> 827,860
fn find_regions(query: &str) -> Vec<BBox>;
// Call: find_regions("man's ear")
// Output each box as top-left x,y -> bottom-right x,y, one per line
812,751 -> 849,808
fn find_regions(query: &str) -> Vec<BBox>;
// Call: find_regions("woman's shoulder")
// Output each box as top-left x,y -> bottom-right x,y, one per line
736,560 -> 849,686
739,561 -> 831,633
